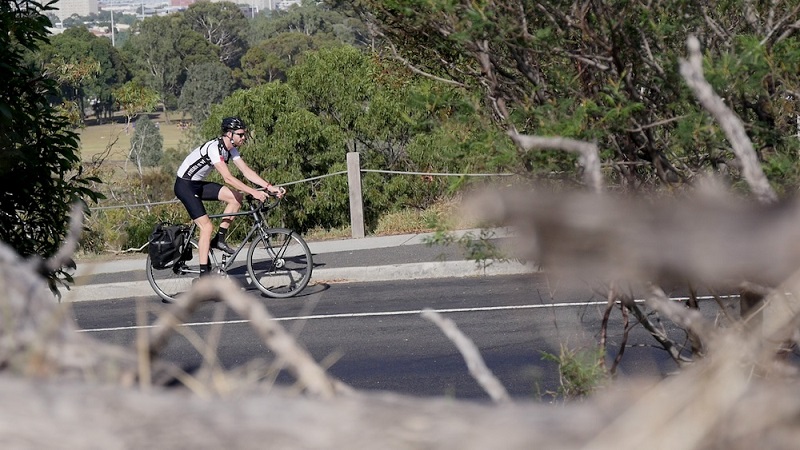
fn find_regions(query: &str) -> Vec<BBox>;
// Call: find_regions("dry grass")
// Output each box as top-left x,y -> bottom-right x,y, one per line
78,112 -> 191,162
302,196 -> 481,242
372,196 -> 479,235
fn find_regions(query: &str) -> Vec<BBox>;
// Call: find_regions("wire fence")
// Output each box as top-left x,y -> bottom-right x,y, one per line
88,168 -> 515,212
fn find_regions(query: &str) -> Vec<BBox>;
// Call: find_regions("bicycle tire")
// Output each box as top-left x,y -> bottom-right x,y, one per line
146,239 -> 203,302
246,228 -> 313,298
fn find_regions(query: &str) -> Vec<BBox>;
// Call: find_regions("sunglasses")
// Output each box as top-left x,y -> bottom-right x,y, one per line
234,132 -> 247,137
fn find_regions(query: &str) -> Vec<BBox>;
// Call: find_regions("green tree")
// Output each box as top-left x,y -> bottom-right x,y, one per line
44,26 -> 128,85
124,14 -> 217,114
129,116 -> 163,174
0,0 -> 102,262
289,45 -> 498,212
198,45 -> 490,232
113,80 -> 160,132
250,0 -> 369,47
37,26 -> 129,123
183,1 -> 248,68
178,62 -> 234,124
43,56 -> 101,122
235,32 -> 329,86
61,14 -> 82,28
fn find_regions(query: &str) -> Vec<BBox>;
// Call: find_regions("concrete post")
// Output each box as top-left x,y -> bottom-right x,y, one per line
347,152 -> 365,238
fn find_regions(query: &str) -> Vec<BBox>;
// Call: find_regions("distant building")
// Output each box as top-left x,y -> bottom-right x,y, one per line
170,0 -> 196,6
51,0 -> 99,21
203,0 -> 276,11
275,0 -> 300,10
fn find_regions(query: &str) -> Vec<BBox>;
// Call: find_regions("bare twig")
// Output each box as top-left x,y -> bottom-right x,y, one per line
421,309 -> 511,404
680,36 -> 778,204
645,285 -> 718,345
148,277 -> 348,399
507,134 -> 603,193
469,188 -> 800,286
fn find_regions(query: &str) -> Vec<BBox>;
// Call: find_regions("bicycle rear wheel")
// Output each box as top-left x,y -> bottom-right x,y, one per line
247,228 -> 313,298
146,239 -> 202,302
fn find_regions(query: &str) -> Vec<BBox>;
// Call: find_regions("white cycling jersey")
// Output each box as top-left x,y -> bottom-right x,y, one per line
176,138 -> 241,181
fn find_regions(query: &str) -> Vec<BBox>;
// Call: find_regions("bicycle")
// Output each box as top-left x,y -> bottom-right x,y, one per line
146,195 -> 313,303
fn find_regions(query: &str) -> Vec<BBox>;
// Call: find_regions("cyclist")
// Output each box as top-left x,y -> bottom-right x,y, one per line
174,116 -> 285,278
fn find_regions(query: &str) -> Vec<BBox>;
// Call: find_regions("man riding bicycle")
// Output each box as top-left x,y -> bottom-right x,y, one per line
174,117 -> 285,278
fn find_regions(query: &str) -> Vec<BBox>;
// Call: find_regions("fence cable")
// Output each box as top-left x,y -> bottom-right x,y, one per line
362,169 -> 515,177
89,169 -> 512,212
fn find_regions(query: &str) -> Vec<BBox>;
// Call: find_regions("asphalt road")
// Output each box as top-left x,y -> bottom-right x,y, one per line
70,273 -> 729,400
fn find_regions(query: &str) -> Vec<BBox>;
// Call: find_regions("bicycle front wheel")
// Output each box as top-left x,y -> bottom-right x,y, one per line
146,239 -> 202,303
247,229 -> 313,298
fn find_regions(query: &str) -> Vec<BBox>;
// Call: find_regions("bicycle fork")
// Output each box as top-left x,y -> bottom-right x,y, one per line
260,231 -> 287,270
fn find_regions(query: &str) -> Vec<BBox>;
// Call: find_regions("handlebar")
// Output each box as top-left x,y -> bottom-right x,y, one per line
246,189 -> 283,211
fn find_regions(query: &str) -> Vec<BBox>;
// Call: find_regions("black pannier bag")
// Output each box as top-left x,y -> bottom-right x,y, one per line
148,223 -> 189,270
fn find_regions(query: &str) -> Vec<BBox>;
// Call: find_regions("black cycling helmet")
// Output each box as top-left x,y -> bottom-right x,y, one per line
221,116 -> 246,133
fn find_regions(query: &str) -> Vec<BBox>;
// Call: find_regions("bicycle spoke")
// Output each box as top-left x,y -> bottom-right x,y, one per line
147,239 -> 204,302
247,229 -> 312,298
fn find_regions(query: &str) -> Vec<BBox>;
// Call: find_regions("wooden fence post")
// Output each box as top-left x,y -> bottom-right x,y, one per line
347,152 -> 365,238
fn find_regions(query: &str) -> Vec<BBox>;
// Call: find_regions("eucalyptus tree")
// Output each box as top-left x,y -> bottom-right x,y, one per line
183,1 -> 248,68
235,32 -> 332,86
38,26 -> 128,123
249,0 -> 369,47
178,62 -> 234,124
129,115 -> 163,175
113,81 -> 160,132
289,44 -> 511,208
124,14 -> 218,114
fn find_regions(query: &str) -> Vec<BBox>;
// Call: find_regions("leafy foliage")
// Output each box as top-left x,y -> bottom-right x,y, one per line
183,1 -> 249,67
541,345 -> 608,400
349,0 -> 800,192
178,62 -> 234,124
37,26 -> 129,123
249,0 -> 369,47
235,32 -> 332,86
0,0 -> 103,261
113,80 -> 160,128
124,14 -> 218,110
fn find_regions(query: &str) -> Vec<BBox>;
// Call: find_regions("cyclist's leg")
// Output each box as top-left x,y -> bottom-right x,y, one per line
176,178 -> 214,275
194,215 -> 213,274
212,186 -> 243,253
217,186 -> 243,228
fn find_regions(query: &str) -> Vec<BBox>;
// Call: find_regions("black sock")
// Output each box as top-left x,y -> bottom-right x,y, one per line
199,263 -> 212,277
216,227 -> 228,242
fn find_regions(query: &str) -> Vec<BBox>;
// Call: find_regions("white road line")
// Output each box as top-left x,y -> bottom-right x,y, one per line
77,294 -> 738,333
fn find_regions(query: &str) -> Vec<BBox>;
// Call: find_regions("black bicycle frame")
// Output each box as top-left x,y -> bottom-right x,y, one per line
190,206 -> 270,272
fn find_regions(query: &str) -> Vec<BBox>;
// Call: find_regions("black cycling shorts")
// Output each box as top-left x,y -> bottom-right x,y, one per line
174,177 -> 223,220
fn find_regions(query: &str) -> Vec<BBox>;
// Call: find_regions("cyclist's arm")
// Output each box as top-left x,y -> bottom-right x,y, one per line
213,160 -> 263,198
232,158 -> 285,196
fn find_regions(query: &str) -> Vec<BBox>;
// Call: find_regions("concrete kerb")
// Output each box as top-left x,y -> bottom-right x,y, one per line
72,228 -> 517,277
64,260 -> 536,302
